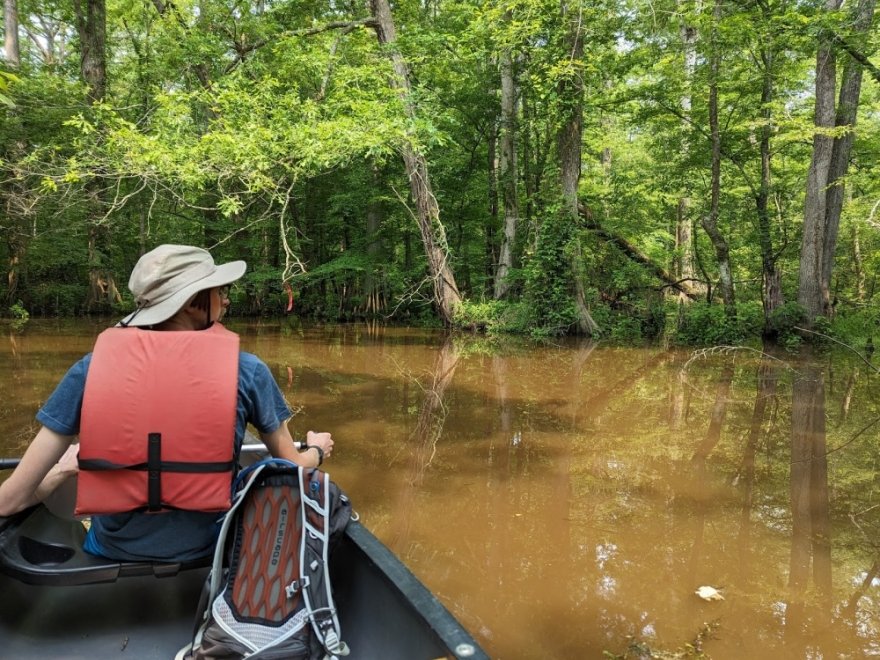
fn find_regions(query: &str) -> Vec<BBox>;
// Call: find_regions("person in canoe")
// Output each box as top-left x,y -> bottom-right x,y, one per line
0,244 -> 334,562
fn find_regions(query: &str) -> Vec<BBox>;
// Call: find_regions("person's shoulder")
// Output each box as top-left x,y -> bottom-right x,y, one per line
237,351 -> 271,378
238,351 -> 266,369
237,352 -> 282,396
65,352 -> 94,378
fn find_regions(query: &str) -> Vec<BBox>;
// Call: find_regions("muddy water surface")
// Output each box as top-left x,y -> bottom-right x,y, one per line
2,319 -> 879,659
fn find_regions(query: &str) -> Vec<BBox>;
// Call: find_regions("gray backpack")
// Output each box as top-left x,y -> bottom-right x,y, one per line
177,459 -> 352,660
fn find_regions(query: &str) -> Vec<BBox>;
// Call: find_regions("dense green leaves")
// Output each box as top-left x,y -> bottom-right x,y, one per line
0,0 -> 877,342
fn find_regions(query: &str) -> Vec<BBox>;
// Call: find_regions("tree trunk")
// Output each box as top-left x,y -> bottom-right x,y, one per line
521,82 -> 536,250
700,0 -> 735,318
74,0 -> 107,104
558,1 -> 599,335
494,42 -> 519,300
676,4 -> 699,302
579,205 -> 700,299
364,166 -> 384,315
369,0 -> 462,326
820,0 -> 876,310
74,0 -> 119,312
852,223 -> 865,302
85,222 -> 123,310
757,44 -> 784,333
486,96 -> 499,294
4,0 -> 19,66
5,229 -> 24,305
797,0 -> 842,323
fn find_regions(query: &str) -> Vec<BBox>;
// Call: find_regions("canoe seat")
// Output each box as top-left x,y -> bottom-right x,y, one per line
0,506 -> 209,587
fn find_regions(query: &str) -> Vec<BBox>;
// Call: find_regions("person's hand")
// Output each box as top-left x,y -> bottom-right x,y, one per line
306,431 -> 333,459
56,443 -> 80,478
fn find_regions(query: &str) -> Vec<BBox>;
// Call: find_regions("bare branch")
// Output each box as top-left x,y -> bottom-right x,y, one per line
278,180 -> 308,281
793,326 -> 880,373
831,31 -> 880,85
225,18 -> 378,74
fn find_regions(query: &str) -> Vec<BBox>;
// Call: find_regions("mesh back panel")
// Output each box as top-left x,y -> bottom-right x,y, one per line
229,484 -> 303,622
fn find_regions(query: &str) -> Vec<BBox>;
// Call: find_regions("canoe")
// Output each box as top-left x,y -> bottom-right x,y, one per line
0,500 -> 488,659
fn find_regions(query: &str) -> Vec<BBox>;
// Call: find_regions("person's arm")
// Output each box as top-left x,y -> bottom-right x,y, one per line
260,424 -> 334,468
0,426 -> 77,516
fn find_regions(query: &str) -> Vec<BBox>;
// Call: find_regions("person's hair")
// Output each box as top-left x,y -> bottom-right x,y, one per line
190,289 -> 212,313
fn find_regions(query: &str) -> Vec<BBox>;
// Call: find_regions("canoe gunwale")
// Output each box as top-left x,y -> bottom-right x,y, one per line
0,505 -> 490,659
341,520 -> 490,660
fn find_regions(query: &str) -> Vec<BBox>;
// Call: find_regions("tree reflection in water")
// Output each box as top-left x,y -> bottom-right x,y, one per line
787,358 -> 832,648
389,335 -> 460,548
5,323 -> 880,658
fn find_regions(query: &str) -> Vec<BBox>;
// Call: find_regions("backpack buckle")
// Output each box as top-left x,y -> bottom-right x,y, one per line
285,577 -> 309,598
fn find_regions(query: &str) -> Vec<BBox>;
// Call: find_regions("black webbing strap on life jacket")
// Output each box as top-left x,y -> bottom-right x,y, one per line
78,432 -> 235,512
148,432 -> 161,511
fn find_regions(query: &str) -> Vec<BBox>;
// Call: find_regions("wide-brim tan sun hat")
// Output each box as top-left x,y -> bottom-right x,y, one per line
118,244 -> 247,327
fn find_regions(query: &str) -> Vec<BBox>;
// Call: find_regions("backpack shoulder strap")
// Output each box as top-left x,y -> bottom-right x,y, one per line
182,459 -> 284,658
180,460 -> 350,660
298,466 -> 349,657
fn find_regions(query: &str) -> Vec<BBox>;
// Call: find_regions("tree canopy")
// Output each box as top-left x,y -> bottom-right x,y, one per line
1,0 -> 878,342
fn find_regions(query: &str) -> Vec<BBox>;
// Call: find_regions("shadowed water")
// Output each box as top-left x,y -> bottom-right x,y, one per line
2,319 -> 879,659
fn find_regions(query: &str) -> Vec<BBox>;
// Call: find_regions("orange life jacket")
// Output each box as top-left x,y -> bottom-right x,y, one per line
76,323 -> 240,515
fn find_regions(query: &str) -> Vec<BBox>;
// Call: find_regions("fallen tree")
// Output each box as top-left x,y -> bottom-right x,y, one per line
578,203 -> 701,301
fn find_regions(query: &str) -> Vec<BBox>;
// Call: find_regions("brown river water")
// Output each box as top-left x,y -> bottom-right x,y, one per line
1,319 -> 879,659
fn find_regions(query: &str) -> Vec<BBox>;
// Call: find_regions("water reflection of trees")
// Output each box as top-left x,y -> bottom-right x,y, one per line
667,348 -> 880,657
685,363 -> 734,578
13,324 -> 880,657
735,357 -> 779,585
787,360 -> 832,643
389,335 -> 460,548
382,338 -> 880,656
484,337 -> 610,657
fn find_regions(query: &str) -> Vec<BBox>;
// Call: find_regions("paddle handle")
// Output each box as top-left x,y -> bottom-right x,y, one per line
0,447 -> 267,471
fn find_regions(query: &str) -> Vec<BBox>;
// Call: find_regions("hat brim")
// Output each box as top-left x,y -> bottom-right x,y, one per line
119,260 -> 247,327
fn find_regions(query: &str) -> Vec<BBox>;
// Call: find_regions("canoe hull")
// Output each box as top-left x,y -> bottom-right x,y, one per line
0,510 -> 487,660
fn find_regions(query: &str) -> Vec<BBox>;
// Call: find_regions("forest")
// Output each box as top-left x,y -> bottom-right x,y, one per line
0,0 -> 878,344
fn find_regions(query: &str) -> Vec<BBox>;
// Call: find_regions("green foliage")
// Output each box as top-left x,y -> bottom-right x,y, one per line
0,0 -> 876,347
767,301 -> 806,334
522,212 -> 579,336
7,301 -> 29,321
0,70 -> 20,108
453,299 -> 505,331
29,283 -> 91,316
673,302 -> 744,346
766,301 -> 806,348
609,314 -> 643,343
830,307 -> 880,347
811,315 -> 834,347
671,301 -> 760,345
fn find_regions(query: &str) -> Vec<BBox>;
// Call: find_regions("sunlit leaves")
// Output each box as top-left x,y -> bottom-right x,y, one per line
0,71 -> 20,108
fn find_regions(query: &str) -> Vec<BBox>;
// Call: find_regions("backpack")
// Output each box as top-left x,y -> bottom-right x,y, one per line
177,459 -> 353,660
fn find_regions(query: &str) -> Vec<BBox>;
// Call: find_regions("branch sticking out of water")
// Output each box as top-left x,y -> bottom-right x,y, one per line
793,326 -> 879,374
682,345 -> 794,374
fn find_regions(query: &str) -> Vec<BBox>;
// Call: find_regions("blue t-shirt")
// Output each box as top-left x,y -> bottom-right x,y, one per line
36,350 -> 291,562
